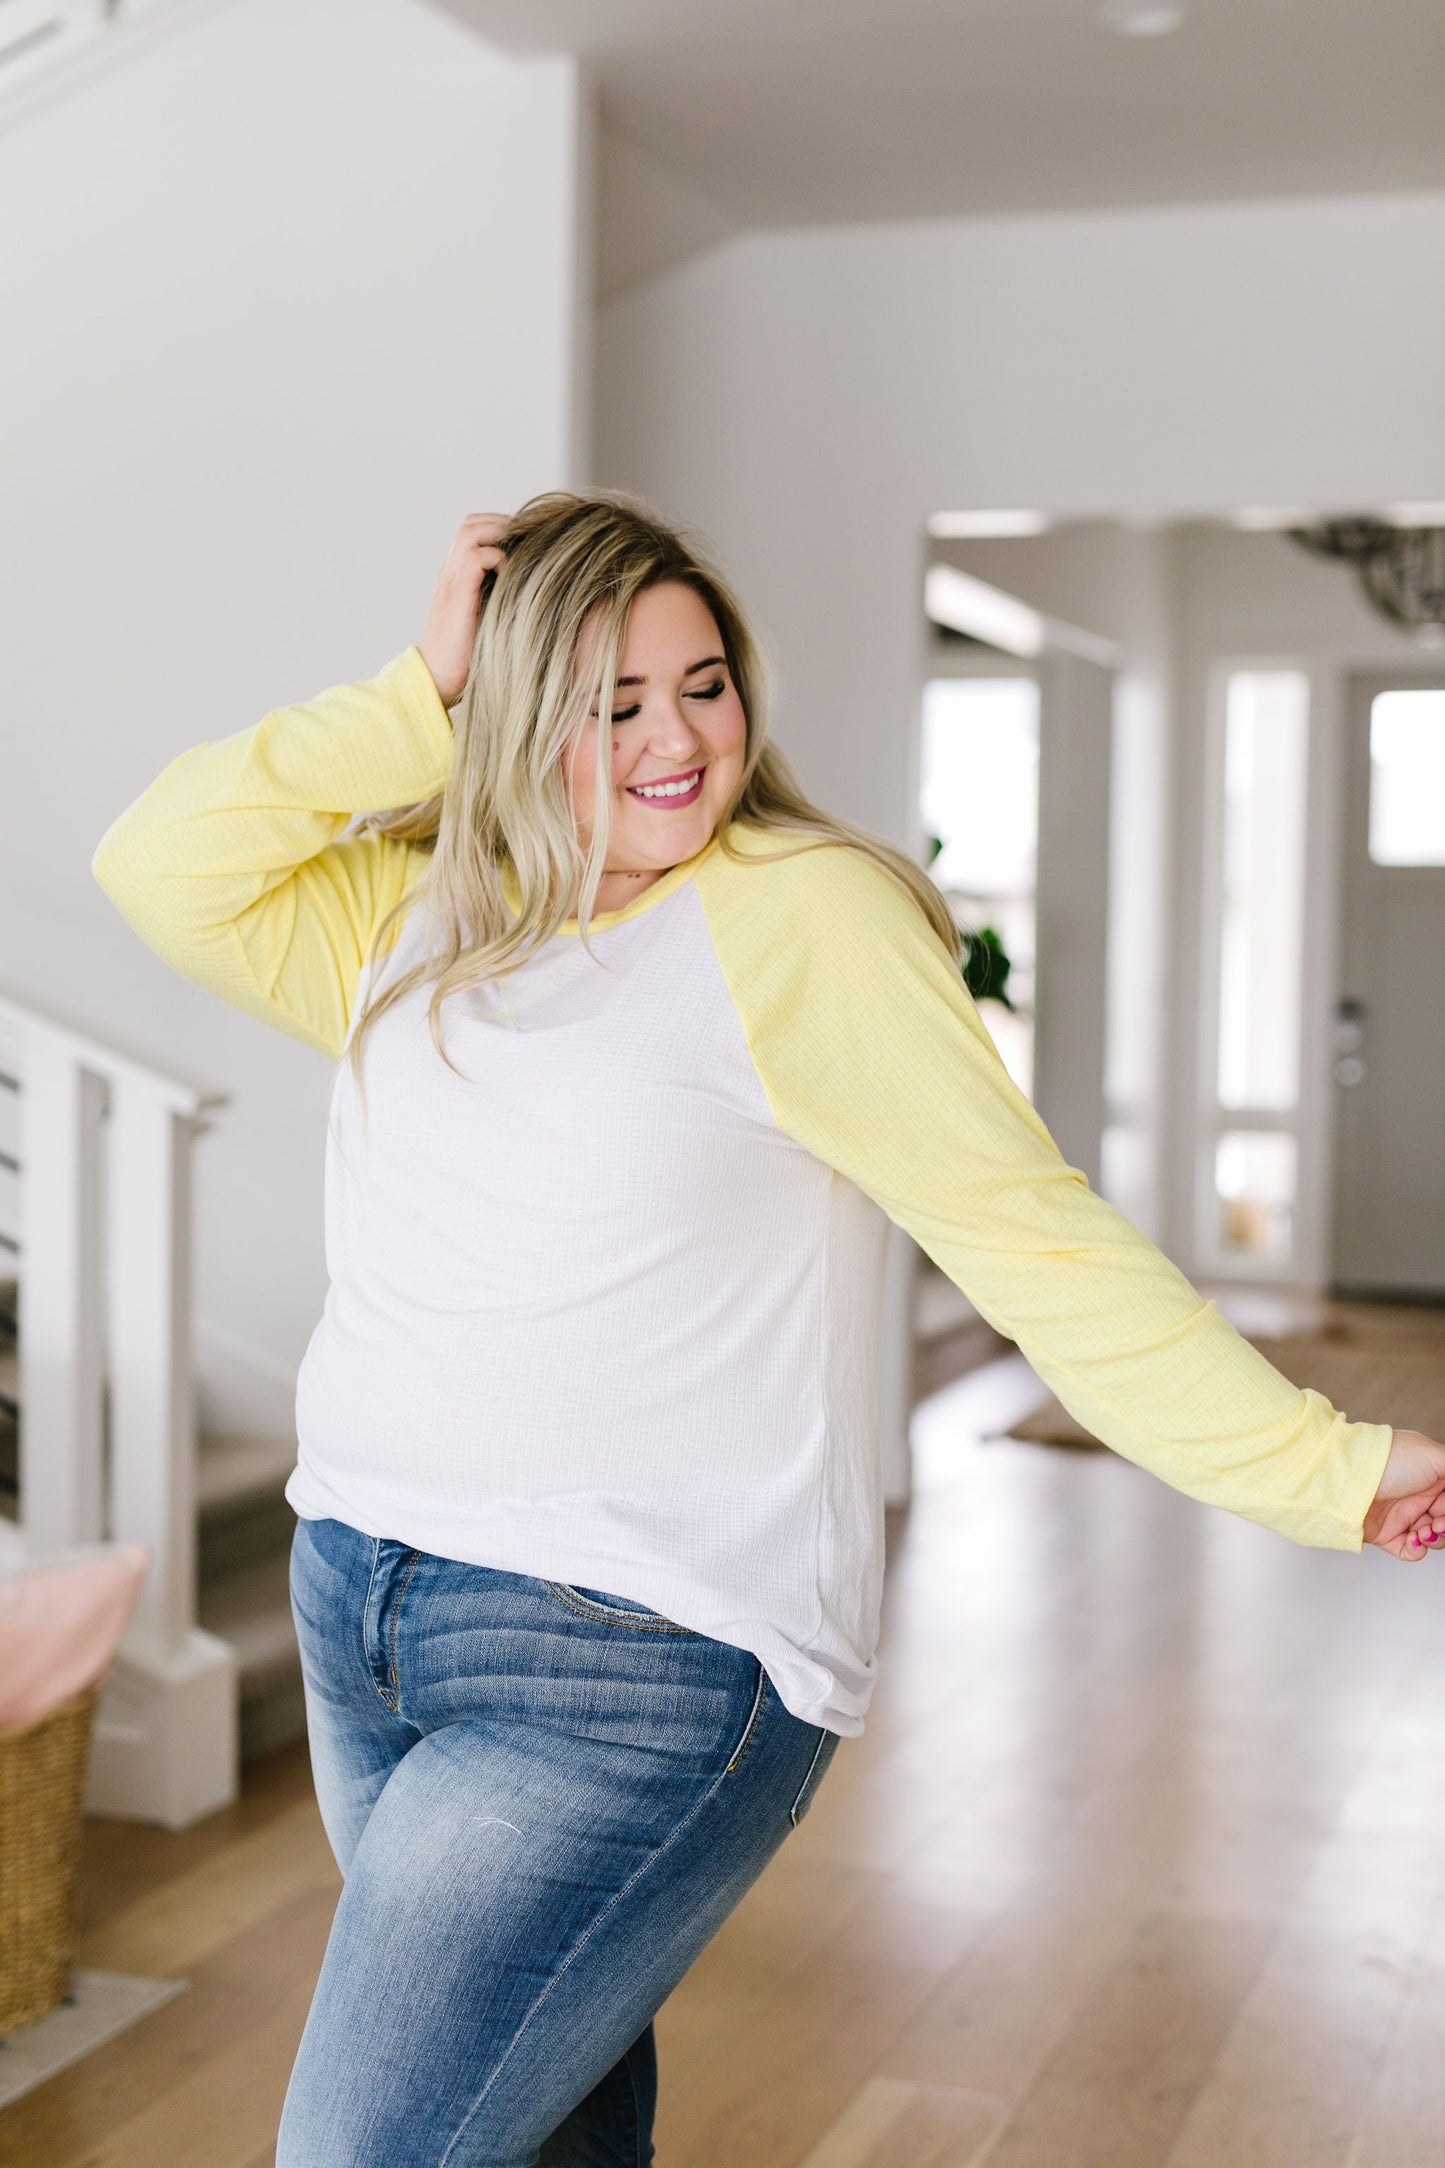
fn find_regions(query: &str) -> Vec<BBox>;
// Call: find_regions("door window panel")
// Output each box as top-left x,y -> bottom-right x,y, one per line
1369,689 -> 1445,865
921,676 -> 1039,1099
1217,671 -> 1309,1112
1214,1131 -> 1297,1263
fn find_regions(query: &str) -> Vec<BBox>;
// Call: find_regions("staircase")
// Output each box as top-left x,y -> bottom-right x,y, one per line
0,987 -> 318,1824
2,1323 -> 303,1771
195,1431 -> 305,1765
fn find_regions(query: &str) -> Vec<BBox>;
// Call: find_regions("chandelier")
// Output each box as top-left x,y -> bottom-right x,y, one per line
1289,518 -> 1445,634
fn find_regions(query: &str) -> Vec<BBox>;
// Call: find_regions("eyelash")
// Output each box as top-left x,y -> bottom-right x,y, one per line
597,679 -> 726,724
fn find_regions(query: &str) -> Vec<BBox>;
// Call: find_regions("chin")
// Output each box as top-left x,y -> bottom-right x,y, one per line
617,798 -> 719,861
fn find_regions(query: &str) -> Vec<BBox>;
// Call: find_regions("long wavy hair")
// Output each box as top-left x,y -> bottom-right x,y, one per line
344,489 -> 962,1121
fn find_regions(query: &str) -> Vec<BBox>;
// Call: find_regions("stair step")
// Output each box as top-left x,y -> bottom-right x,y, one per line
195,1435 -> 303,1763
196,1434 -> 297,1597
197,1431 -> 296,1513
198,1550 -> 307,1766
200,1550 -> 297,1668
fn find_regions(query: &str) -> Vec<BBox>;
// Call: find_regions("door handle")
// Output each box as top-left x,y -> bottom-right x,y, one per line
1333,997 -> 1367,1055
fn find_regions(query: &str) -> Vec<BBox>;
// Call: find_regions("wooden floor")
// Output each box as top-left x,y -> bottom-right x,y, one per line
7,1348 -> 1445,2167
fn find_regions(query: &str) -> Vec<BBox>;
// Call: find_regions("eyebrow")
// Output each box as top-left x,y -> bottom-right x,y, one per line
613,654 -> 727,689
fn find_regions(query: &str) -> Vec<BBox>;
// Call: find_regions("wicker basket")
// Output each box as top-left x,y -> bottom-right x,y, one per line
0,1686 -> 99,2036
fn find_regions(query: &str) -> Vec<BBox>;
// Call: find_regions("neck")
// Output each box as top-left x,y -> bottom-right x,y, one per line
590,865 -> 667,915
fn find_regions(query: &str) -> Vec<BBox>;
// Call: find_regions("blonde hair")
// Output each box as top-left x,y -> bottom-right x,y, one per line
345,489 -> 961,1120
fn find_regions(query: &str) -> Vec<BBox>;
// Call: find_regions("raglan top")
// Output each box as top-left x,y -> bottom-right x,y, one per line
90,646 -> 1396,1735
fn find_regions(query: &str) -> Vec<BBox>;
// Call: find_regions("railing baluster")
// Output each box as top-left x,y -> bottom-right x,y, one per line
16,1040 -> 106,1549
104,1075 -> 196,1659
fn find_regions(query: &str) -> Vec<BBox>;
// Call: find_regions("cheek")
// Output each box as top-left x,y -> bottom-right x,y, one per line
715,697 -> 748,763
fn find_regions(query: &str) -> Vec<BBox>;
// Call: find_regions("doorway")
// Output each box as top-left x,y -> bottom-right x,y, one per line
1333,672 -> 1445,1296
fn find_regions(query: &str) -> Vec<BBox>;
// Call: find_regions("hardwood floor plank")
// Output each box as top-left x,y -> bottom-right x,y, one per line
656,1842 -> 1016,2167
53,1973 -> 318,2168
973,1909 -> 1275,2168
1161,1828 -> 1444,2168
77,1746 -> 315,1937
0,1885 -> 334,2168
1342,1881 -> 1445,2167
793,2076 -> 1007,2168
877,1758 -> 1221,2102
78,1799 -> 339,1977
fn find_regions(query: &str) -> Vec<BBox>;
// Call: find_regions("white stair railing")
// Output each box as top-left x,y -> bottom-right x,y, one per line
0,986 -> 238,1827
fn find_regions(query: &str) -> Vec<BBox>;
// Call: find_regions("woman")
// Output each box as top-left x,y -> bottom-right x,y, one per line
92,491 -> 1445,2168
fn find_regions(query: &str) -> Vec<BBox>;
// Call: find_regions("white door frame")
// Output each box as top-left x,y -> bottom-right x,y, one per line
1186,655 -> 1349,1292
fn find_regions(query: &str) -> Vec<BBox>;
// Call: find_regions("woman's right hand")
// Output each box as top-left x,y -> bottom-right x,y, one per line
417,513 -> 509,708
1362,1428 -> 1445,1560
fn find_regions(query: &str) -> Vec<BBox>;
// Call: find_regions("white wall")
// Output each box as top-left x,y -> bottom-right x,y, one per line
0,0 -> 587,1432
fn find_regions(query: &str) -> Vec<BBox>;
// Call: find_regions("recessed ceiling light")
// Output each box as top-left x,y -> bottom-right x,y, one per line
1100,2 -> 1186,36
927,509 -> 1051,540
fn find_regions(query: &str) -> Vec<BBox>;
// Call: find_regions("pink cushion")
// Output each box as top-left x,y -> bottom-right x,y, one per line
0,1545 -> 150,1735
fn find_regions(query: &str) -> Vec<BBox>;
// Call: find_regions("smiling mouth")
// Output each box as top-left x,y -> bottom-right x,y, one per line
626,766 -> 706,807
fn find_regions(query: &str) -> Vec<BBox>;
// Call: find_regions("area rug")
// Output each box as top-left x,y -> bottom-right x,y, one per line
1003,1305 -> 1445,1451
0,1970 -> 187,2108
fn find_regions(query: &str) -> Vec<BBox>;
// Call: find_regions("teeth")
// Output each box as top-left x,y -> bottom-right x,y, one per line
631,770 -> 700,798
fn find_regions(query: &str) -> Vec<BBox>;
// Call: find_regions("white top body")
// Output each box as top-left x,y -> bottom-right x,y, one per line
289,874 -> 893,1735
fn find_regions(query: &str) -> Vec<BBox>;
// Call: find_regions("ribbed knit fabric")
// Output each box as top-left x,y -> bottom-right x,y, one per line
91,648 -> 1395,1733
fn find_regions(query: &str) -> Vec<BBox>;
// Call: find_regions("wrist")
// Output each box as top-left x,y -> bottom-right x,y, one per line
416,641 -> 465,710
1373,1428 -> 1445,1502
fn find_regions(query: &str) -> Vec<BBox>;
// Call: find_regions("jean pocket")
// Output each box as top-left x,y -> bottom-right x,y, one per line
789,1728 -> 840,1827
542,1580 -> 694,1634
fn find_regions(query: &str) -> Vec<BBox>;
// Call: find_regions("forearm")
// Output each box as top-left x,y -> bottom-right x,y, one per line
91,647 -> 452,932
91,646 -> 454,1059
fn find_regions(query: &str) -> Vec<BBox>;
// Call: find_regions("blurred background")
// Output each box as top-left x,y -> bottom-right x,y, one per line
3,2 -> 1445,2162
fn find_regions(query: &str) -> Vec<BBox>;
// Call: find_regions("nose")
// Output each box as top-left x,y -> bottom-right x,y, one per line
644,701 -> 703,756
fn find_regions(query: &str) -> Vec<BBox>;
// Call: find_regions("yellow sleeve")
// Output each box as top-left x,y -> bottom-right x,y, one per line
699,831 -> 1393,1552
91,648 -> 454,1061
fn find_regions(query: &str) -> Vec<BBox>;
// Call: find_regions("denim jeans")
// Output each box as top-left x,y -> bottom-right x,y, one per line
276,1516 -> 841,2168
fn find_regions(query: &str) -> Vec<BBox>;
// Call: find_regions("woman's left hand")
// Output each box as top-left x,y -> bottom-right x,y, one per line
1363,1429 -> 1445,1560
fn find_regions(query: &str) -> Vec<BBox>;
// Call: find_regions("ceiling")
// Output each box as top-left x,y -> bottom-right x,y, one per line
430,0 -> 1445,296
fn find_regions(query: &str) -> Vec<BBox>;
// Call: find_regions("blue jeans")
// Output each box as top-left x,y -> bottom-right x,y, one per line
277,1516 -> 841,2168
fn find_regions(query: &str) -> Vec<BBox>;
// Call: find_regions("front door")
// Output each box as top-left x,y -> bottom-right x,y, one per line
1332,672 -> 1445,1296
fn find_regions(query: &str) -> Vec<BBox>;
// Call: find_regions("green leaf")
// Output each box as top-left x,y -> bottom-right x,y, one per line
961,923 -> 1015,1009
